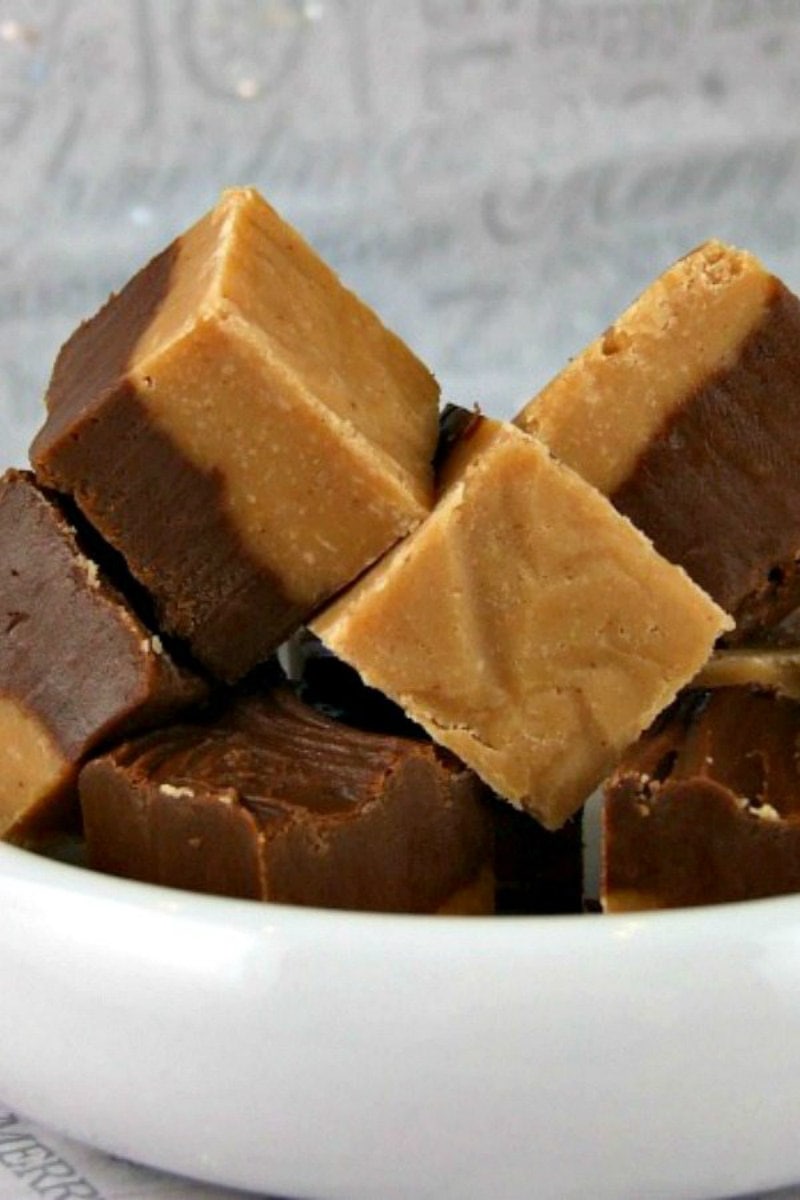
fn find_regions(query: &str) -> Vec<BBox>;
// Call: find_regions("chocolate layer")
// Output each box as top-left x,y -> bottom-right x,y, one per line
433,404 -> 483,480
603,688 -> 800,909
490,799 -> 583,915
30,237 -> 300,681
34,380 -> 303,681
42,241 -> 178,423
611,283 -> 800,636
81,687 -> 493,912
0,470 -> 206,841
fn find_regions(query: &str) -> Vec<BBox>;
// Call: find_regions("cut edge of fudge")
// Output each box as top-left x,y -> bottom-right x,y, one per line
313,415 -> 732,830
0,469 -> 207,844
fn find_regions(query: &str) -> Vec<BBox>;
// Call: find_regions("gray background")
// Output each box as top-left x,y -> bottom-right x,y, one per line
5,1 -> 800,458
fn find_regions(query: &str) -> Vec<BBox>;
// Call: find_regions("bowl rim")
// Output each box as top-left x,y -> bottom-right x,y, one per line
2,836 -> 798,938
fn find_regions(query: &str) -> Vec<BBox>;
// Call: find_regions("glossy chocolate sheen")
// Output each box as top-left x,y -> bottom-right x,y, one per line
611,284 -> 800,638
603,688 -> 800,908
29,247 -> 299,681
80,688 -> 492,912
0,470 -> 206,837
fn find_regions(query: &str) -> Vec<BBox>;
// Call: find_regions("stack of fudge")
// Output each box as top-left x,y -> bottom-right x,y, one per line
5,187 -> 800,913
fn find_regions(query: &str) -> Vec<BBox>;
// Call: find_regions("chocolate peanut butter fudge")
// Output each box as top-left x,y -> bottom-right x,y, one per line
603,688 -> 800,911
80,687 -> 493,913
515,241 -> 800,639
313,413 -> 730,829
0,470 -> 206,844
31,187 -> 440,681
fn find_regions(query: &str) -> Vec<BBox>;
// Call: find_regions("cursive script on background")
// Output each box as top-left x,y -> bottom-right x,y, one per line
2,0 -> 800,461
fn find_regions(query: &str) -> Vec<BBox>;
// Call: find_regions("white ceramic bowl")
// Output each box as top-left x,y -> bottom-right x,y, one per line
2,840 -> 800,1200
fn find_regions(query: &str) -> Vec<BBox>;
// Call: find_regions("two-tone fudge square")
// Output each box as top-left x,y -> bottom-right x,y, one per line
31,188 -> 440,681
313,413 -> 730,829
515,241 -> 800,640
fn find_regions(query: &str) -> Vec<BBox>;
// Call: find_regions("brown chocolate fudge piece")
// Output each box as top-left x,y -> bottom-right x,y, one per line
515,241 -> 800,639
0,470 -> 206,843
313,414 -> 730,829
80,687 -> 493,913
603,688 -> 800,911
31,188 -> 439,681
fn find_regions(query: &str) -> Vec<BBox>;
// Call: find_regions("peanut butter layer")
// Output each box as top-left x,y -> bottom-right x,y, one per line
312,415 -> 730,829
435,865 -> 495,915
0,470 -> 206,843
514,241 -> 800,636
693,647 -> 800,701
80,688 -> 493,913
31,188 -> 439,681
603,688 -> 800,911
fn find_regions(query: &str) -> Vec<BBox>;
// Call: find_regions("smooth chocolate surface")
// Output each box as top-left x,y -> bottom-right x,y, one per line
603,688 -> 800,910
30,238 -> 301,681
0,470 -> 206,842
34,380 -> 303,681
80,687 -> 493,912
611,284 -> 800,636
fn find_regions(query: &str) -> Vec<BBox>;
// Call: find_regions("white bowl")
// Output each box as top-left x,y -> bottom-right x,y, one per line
2,841 -> 800,1200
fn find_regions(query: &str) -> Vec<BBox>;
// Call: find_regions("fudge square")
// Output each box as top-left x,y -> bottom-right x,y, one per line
31,187 -> 440,681
514,241 -> 800,640
0,470 -> 206,843
80,687 -> 494,914
603,687 -> 800,911
312,413 -> 731,830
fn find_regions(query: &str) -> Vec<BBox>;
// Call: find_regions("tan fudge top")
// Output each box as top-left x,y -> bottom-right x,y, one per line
133,188 -> 438,513
514,240 -> 774,494
130,187 -> 440,597
313,417 -> 731,829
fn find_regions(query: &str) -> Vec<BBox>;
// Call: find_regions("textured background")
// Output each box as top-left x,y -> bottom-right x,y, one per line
3,2 -> 800,1198
4,0 -> 800,463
